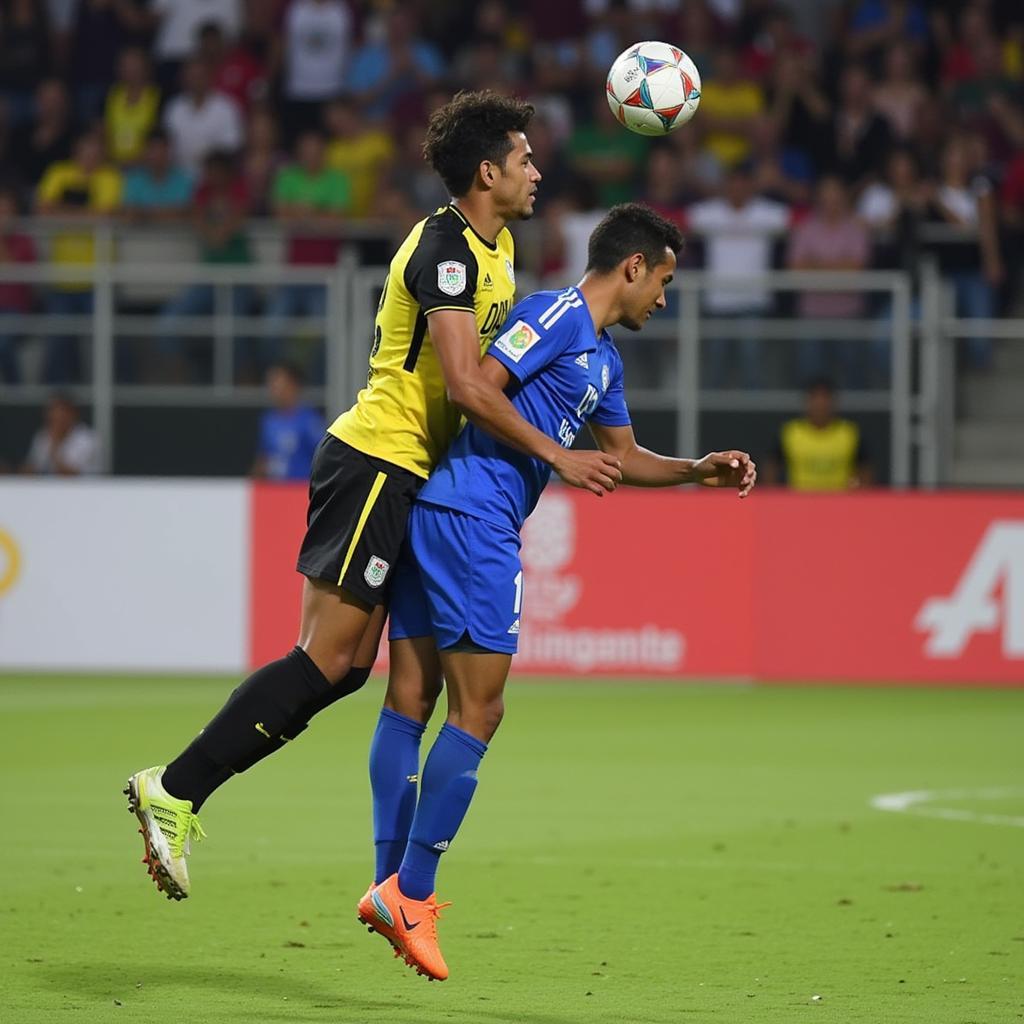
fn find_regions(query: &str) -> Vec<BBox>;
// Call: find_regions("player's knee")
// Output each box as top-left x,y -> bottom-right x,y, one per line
469,696 -> 504,743
313,648 -> 355,686
387,676 -> 441,723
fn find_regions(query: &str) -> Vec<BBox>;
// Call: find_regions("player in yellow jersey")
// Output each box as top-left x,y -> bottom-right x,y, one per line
124,91 -> 623,902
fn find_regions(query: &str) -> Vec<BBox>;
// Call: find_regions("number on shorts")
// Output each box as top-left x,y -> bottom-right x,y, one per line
513,570 -> 523,615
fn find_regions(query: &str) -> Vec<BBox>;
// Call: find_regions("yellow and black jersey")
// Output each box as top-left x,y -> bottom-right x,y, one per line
777,417 -> 863,491
329,203 -> 517,478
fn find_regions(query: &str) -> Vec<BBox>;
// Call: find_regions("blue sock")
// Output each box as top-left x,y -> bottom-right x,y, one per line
398,723 -> 487,900
369,708 -> 426,885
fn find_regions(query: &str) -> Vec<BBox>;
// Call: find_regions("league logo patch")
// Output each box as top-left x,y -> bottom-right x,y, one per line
437,260 -> 467,296
602,363 -> 610,390
505,257 -> 515,284
364,555 -> 390,588
494,319 -> 540,363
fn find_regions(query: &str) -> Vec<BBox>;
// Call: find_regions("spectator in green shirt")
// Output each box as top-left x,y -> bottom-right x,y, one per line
265,129 -> 353,381
566,93 -> 647,208
155,150 -> 257,382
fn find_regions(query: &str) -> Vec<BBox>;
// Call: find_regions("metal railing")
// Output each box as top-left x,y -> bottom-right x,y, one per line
0,247 -> 1019,484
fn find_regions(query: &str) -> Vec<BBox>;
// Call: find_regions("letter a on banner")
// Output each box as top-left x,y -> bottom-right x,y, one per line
916,521 -> 1024,658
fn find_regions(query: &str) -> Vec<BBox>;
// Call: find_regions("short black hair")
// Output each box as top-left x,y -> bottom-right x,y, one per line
805,375 -> 836,394
203,149 -> 237,174
197,20 -> 225,40
423,90 -> 534,197
48,391 -> 77,412
268,360 -> 304,385
585,203 -> 684,274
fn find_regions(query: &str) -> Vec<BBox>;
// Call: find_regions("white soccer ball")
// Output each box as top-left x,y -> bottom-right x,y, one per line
606,41 -> 702,136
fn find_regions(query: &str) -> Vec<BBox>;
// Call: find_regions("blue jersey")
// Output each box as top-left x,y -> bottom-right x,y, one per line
259,405 -> 325,481
418,287 -> 632,531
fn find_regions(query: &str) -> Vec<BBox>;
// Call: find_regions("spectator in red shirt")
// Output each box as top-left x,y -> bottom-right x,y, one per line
197,20 -> 268,114
1001,152 -> 1024,228
742,6 -> 812,83
241,104 -> 286,216
940,5 -> 995,86
1002,150 -> 1024,296
0,185 -> 36,383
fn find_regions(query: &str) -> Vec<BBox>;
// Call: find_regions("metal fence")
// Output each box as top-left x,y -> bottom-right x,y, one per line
0,226 -> 1020,485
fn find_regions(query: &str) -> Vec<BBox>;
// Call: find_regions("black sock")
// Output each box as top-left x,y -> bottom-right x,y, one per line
162,647 -> 331,807
192,665 -> 371,797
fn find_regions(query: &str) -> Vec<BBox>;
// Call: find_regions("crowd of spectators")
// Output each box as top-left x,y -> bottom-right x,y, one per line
0,0 -> 1022,388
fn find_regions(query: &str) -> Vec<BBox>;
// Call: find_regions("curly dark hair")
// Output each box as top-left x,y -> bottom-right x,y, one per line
423,91 -> 535,198
586,203 -> 685,274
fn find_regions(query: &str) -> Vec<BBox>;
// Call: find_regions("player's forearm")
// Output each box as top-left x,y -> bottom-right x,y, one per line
449,376 -> 562,465
620,446 -> 697,487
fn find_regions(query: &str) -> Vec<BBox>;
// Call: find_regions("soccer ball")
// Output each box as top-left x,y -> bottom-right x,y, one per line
606,41 -> 702,136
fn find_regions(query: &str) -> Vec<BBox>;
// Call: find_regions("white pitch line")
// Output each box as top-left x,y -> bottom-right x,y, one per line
870,787 -> 1024,829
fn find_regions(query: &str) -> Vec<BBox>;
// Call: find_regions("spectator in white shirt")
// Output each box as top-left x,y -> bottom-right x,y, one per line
152,0 -> 242,90
164,58 -> 243,176
22,393 -> 101,476
686,164 -> 789,387
276,0 -> 353,143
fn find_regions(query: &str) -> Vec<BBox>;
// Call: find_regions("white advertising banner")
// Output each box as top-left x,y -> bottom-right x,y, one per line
0,479 -> 248,672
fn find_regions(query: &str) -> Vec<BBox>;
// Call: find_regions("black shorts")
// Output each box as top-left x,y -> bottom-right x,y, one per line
296,435 -> 423,606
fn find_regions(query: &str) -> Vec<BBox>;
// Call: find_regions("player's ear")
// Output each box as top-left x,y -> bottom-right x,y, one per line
625,253 -> 645,282
479,159 -> 497,188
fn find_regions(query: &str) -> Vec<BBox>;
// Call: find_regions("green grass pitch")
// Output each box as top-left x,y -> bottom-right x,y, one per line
1,675 -> 1022,1023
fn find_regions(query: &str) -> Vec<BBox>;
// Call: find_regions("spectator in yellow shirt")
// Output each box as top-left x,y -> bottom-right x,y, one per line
699,46 -> 765,169
764,377 -> 873,491
323,95 -> 394,217
104,46 -> 162,166
36,132 -> 123,383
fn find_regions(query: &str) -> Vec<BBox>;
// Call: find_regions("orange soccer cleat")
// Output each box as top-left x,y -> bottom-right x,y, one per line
357,873 -> 451,981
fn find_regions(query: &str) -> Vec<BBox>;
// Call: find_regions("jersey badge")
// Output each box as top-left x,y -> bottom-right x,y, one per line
494,319 -> 541,363
481,272 -> 493,291
364,555 -> 390,588
437,261 -> 467,296
505,257 -> 515,284
601,364 -> 610,390
574,352 -> 589,369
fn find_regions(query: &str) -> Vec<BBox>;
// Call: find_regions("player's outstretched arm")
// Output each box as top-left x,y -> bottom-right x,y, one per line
590,423 -> 757,497
430,310 -> 623,498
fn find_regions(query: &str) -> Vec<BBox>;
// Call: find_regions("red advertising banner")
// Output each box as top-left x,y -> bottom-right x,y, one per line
249,485 -> 1024,685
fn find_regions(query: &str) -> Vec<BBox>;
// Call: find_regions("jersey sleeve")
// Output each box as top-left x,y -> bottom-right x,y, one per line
486,295 -> 580,385
590,348 -> 631,427
402,221 -> 478,315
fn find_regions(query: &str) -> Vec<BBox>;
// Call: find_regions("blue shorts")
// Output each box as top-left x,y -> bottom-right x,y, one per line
389,503 -> 524,655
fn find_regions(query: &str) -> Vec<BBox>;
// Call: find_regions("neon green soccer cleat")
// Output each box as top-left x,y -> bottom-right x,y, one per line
124,766 -> 206,901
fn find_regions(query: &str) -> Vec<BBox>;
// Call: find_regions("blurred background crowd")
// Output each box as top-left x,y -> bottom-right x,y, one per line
1,0 -> 1023,484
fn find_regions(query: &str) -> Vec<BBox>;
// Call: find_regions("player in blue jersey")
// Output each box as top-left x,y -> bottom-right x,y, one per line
356,204 -> 757,980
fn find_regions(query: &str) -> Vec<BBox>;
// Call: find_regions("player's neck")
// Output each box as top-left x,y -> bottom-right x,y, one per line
577,274 -> 618,336
450,196 -> 505,244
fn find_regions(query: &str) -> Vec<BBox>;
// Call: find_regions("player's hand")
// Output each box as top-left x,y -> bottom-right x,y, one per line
552,449 -> 622,498
694,450 -> 757,497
